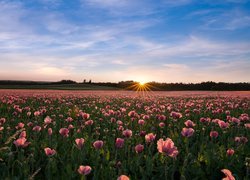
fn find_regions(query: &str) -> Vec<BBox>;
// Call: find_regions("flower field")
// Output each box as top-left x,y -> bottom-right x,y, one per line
0,90 -> 249,179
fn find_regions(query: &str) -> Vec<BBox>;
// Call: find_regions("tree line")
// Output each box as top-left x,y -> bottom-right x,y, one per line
0,80 -> 249,91
106,81 -> 250,91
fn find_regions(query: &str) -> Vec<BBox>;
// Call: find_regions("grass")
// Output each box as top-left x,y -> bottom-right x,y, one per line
0,84 -> 120,90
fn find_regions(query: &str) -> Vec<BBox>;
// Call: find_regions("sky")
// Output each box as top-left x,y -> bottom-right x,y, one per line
0,0 -> 250,83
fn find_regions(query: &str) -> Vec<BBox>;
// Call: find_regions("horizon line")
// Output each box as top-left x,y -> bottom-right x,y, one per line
0,79 -> 249,84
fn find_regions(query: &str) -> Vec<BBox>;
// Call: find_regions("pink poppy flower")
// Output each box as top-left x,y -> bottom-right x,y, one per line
159,122 -> 165,128
110,117 -> 116,123
225,110 -> 230,115
48,128 -> 53,136
117,175 -> 130,180
135,144 -> 144,153
145,133 -> 156,143
77,128 -> 81,133
118,126 -> 124,131
244,123 -> 250,129
81,113 -> 90,120
227,149 -> 234,156
14,137 -> 30,148
68,124 -> 74,130
122,129 -> 132,138
75,138 -> 85,149
218,120 -> 229,129
115,138 -> 124,149
212,119 -> 220,123
231,117 -> 240,124
140,131 -> 146,137
181,128 -> 194,137
128,111 -> 136,117
44,116 -> 52,124
193,109 -> 200,114
117,120 -> 123,126
157,138 -> 178,158
41,109 -> 46,114
32,125 -> 42,132
59,128 -> 69,137
221,169 -> 235,180
93,140 -> 104,149
226,116 -> 232,121
184,120 -> 196,128
34,111 -> 40,116
210,131 -> 219,138
85,120 -> 93,126
66,117 -> 73,122
138,119 -> 145,125
16,122 -> 24,129
234,137 -> 241,143
78,165 -> 92,175
199,117 -> 206,123
170,111 -> 182,119
158,115 -> 166,121
0,118 -> 6,125
44,147 -> 56,156
27,122 -> 33,127
19,131 -> 26,138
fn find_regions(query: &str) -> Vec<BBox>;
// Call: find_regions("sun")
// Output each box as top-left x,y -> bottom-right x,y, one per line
125,80 -> 153,92
139,81 -> 146,86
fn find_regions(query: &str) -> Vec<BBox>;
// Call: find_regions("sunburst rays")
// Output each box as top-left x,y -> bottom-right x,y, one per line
125,82 -> 155,96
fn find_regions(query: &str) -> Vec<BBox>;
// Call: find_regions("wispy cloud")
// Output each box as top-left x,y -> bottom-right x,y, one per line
201,9 -> 250,30
163,0 -> 193,7
222,0 -> 249,3
42,14 -> 79,35
111,60 -> 128,65
39,0 -> 62,6
185,9 -> 220,19
163,64 -> 189,70
0,1 -> 30,34
82,0 -> 130,8
142,36 -> 250,59
80,0 -> 159,17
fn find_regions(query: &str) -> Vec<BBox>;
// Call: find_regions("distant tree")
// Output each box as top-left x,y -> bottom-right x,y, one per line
54,80 -> 77,84
118,81 -> 135,89
89,79 -> 92,84
83,79 -> 86,83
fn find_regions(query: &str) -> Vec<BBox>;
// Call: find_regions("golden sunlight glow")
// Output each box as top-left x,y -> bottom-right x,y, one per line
139,81 -> 145,86
126,80 -> 154,93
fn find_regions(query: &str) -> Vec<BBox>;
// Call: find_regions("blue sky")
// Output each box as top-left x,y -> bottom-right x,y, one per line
0,0 -> 250,83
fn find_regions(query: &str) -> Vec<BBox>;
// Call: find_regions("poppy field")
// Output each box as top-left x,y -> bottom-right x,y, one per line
0,90 -> 249,179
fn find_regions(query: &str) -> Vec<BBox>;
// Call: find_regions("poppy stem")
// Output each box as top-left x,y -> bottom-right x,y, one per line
164,159 -> 168,179
47,159 -> 51,180
81,175 -> 86,180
